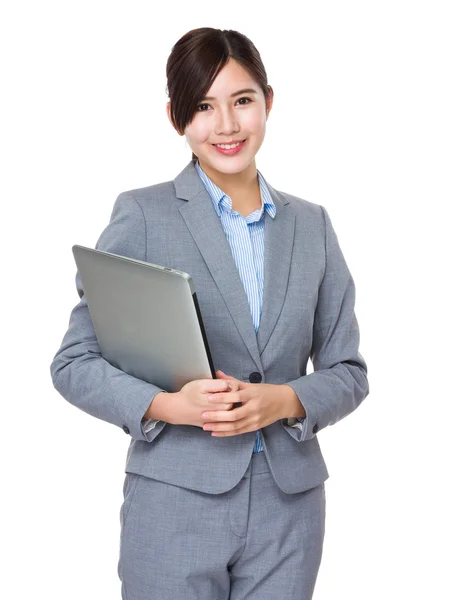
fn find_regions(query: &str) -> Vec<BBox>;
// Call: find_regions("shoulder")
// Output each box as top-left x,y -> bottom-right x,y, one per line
117,180 -> 176,207
112,180 -> 180,222
273,186 -> 327,224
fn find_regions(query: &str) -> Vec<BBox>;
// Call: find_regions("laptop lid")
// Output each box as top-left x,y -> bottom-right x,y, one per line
72,245 -> 216,393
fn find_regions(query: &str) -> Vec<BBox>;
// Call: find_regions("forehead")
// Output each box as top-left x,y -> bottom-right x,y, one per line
205,59 -> 261,97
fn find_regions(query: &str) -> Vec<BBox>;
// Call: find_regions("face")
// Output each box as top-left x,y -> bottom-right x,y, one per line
167,58 -> 273,181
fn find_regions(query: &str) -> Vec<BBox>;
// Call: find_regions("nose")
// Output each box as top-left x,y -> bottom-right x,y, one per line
215,107 -> 240,136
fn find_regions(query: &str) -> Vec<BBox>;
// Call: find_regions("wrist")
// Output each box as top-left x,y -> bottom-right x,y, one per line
144,391 -> 177,424
279,384 -> 306,419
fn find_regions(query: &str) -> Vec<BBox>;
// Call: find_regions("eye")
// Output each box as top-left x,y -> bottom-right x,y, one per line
196,97 -> 253,112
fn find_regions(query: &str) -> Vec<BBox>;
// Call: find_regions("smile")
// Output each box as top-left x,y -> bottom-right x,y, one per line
212,140 -> 247,155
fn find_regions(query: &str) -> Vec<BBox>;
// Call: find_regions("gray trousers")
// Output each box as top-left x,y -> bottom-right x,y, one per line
118,451 -> 326,599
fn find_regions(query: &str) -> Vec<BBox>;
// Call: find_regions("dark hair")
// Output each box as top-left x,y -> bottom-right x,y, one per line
166,28 -> 272,161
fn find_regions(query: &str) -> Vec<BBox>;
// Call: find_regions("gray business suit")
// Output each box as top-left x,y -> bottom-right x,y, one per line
50,159 -> 369,598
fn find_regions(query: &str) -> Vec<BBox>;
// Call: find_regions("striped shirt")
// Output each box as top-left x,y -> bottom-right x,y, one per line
194,160 -> 304,452
142,160 -> 305,451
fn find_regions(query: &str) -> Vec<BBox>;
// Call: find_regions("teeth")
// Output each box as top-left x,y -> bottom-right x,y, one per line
215,141 -> 243,149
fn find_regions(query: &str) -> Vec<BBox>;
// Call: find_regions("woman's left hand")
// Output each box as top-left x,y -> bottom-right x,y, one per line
201,369 -> 288,437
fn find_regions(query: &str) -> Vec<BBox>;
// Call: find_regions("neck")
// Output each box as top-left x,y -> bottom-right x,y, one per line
198,159 -> 258,196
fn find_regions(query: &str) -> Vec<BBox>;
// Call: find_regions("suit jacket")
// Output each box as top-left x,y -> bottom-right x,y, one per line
50,159 -> 369,495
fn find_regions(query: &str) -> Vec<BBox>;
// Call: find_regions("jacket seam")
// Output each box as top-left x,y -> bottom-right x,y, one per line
127,194 -> 148,262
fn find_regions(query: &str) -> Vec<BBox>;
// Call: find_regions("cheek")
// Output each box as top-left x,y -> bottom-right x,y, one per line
244,108 -> 267,136
185,122 -> 210,145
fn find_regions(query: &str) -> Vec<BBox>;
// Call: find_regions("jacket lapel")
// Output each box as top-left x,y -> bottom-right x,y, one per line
174,161 -> 295,368
256,178 -> 295,356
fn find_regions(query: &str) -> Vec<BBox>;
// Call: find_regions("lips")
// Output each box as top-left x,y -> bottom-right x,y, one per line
212,139 -> 246,146
212,139 -> 247,155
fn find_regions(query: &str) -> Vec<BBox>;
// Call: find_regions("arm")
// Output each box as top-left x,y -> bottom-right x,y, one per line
280,205 -> 369,442
278,385 -> 306,430
50,193 -> 170,442
141,391 -> 176,433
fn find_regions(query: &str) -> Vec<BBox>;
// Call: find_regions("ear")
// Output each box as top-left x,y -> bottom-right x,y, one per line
166,101 -> 173,127
265,85 -> 274,119
166,101 -> 184,136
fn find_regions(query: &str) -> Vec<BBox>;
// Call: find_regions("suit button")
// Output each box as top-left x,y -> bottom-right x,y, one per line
122,425 -> 130,434
249,372 -> 262,383
312,423 -> 319,434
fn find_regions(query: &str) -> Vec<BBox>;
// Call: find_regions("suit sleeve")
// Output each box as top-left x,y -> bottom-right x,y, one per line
281,205 -> 369,442
142,418 -> 160,433
50,193 -> 169,442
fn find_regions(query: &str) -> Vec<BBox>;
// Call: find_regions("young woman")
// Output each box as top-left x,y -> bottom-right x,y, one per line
50,27 -> 369,600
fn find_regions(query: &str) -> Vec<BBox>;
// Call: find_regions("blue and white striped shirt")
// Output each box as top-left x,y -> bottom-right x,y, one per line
194,160 -> 304,453
142,160 -> 304,451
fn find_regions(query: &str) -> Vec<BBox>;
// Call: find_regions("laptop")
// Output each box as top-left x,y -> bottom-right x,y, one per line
71,245 -> 216,393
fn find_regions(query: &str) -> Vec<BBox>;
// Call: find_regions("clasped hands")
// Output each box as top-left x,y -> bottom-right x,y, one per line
202,369 -> 291,437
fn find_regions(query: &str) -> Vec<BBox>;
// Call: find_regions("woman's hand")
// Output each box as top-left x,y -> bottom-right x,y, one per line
201,370 -> 289,437
169,377 -> 239,428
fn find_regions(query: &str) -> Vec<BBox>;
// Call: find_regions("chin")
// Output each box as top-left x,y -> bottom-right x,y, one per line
208,149 -> 255,169
213,161 -> 252,176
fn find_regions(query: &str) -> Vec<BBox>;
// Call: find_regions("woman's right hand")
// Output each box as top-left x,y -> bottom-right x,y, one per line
170,378 -> 239,428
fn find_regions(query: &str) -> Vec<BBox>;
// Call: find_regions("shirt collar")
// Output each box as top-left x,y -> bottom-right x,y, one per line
194,159 -> 276,220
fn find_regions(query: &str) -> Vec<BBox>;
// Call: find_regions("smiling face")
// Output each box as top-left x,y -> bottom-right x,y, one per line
167,58 -> 273,182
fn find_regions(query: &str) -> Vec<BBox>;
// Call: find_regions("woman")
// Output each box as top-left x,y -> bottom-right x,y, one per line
50,27 -> 369,599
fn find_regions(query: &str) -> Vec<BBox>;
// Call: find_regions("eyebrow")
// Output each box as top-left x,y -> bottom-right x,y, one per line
200,88 -> 258,101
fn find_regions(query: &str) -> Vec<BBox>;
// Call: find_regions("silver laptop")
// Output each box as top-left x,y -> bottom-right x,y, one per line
72,245 -> 216,393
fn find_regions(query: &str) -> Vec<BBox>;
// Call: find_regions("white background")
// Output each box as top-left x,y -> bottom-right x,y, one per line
2,1 -> 460,598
